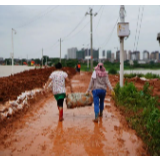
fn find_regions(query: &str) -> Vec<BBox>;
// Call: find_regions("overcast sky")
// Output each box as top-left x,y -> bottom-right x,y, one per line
0,3 -> 160,59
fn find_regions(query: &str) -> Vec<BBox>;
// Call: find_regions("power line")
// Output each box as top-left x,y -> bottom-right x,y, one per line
95,6 -> 104,33
100,16 -> 119,48
16,5 -> 59,28
135,6 -> 145,51
133,6 -> 141,53
62,15 -> 86,41
64,6 -> 103,41
66,21 -> 90,40
62,6 -> 92,41
95,6 -> 105,47
44,40 -> 59,50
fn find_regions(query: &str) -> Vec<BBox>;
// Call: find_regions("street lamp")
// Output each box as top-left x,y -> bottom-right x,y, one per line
11,28 -> 16,74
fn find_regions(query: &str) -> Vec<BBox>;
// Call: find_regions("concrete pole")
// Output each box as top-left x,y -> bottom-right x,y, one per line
60,38 -> 61,62
11,28 -> 14,74
87,58 -> 89,68
120,38 -> 124,87
119,5 -> 125,87
42,48 -> 43,67
157,33 -> 160,46
90,9 -> 93,71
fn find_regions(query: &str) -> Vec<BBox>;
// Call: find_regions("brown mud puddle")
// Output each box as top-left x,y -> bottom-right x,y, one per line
0,72 -> 148,156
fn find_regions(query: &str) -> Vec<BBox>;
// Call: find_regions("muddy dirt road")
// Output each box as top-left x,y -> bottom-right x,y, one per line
0,72 -> 148,156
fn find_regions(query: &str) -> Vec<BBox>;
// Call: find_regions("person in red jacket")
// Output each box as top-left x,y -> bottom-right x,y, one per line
76,63 -> 81,74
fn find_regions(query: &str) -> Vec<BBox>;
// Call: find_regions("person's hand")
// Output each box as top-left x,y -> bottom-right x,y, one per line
42,89 -> 47,96
111,90 -> 115,97
85,91 -> 90,96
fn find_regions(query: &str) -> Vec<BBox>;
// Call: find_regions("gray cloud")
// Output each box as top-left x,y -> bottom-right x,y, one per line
0,5 -> 160,60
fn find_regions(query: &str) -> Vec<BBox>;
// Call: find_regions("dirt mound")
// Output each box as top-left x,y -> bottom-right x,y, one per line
0,67 -> 76,104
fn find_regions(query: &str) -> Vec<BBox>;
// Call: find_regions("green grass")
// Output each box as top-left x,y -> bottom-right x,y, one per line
80,63 -> 160,72
114,82 -> 160,155
124,73 -> 160,79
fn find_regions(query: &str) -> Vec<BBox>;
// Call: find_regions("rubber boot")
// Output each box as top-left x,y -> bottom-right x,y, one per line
93,113 -> 99,123
59,107 -> 64,121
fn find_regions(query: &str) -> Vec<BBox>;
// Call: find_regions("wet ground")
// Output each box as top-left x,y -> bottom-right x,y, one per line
0,72 -> 148,156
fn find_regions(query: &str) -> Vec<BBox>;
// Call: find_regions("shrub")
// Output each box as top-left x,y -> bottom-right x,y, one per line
108,68 -> 117,75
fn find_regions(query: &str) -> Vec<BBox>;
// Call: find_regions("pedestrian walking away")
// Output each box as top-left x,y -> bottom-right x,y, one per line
76,63 -> 81,74
86,63 -> 115,123
44,62 -> 72,121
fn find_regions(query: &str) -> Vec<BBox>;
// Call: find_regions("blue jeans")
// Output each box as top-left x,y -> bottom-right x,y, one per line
92,89 -> 106,115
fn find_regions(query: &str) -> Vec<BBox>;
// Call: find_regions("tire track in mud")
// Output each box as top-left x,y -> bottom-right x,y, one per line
0,72 -> 148,156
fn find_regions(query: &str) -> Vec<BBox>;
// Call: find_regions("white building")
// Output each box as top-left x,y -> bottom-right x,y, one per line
67,48 -> 77,59
111,53 -> 114,62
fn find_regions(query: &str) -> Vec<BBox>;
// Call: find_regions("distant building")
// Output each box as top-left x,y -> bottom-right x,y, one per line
93,49 -> 99,61
143,50 -> 149,60
150,51 -> 159,61
76,49 -> 85,60
102,50 -> 105,58
0,57 -> 4,65
85,48 -> 99,60
111,53 -> 114,62
107,50 -> 111,61
67,47 -> 77,59
116,50 -> 120,61
78,48 -> 99,61
116,50 -> 127,61
132,51 -> 140,60
124,50 -> 127,61
128,50 -> 132,60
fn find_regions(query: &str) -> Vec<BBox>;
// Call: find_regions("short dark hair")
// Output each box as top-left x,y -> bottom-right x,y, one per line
55,62 -> 62,69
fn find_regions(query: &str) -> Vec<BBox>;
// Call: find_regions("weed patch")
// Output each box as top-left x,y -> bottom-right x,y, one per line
114,82 -> 160,155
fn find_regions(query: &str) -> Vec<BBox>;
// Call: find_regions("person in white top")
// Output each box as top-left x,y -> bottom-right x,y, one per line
44,62 -> 72,121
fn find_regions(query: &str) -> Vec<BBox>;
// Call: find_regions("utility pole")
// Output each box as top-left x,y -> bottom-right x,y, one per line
42,48 -> 43,67
59,38 -> 61,62
60,38 -> 61,62
85,8 -> 97,71
119,6 -> 125,87
117,5 -> 129,87
11,28 -> 16,75
157,33 -> 160,45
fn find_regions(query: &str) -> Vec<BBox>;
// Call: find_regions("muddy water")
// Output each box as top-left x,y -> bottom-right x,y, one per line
0,72 -> 147,156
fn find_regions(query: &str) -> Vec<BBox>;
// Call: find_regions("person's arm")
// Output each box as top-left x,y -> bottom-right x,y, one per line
65,77 -> 73,93
86,78 -> 93,93
106,75 -> 113,91
105,75 -> 115,97
44,78 -> 52,91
